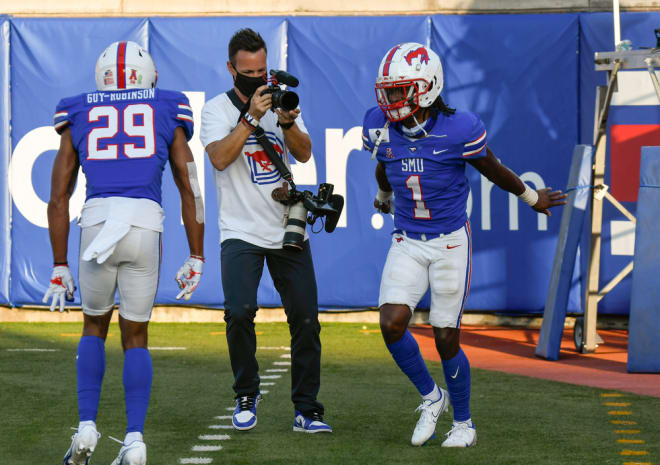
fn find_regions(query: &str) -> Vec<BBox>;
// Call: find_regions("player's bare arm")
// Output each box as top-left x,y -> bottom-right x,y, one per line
374,161 -> 394,213
206,84 -> 273,171
47,127 -> 79,263
169,127 -> 204,257
468,147 -> 567,216
276,107 -> 312,163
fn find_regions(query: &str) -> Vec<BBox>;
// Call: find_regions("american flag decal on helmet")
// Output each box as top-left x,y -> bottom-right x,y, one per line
116,41 -> 127,89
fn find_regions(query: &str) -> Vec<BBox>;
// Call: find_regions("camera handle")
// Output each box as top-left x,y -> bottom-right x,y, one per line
253,126 -> 297,192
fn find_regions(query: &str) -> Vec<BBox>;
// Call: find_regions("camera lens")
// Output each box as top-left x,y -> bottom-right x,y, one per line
283,201 -> 307,251
272,90 -> 299,112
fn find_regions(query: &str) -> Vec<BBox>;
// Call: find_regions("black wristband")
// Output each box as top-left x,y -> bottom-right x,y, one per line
54,261 -> 68,266
278,120 -> 294,130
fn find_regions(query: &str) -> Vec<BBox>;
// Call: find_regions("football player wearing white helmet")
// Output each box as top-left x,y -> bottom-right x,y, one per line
364,42 -> 566,448
47,40 -> 204,465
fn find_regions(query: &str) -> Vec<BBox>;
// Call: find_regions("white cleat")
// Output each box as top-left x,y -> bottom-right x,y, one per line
62,423 -> 100,465
410,388 -> 449,446
110,440 -> 147,465
441,420 -> 477,448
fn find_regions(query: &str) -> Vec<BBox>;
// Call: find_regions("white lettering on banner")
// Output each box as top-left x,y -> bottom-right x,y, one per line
8,126 -> 87,228
9,119 -> 548,233
325,127 -> 362,228
610,220 -> 635,256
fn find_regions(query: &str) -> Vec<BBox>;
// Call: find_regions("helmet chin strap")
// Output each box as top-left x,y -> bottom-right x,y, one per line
401,111 -> 430,138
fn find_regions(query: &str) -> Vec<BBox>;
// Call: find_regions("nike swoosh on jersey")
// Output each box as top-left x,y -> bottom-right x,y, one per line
447,244 -> 461,249
433,148 -> 448,154
450,367 -> 460,379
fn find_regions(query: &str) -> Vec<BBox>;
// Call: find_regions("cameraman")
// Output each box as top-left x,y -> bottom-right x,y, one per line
200,28 -> 331,433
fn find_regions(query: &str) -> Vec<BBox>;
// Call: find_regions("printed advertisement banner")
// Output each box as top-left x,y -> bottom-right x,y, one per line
3,13 -> 658,313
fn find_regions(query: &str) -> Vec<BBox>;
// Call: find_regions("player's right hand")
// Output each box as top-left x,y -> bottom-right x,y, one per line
175,255 -> 204,301
248,84 -> 272,120
374,189 -> 395,214
42,265 -> 76,312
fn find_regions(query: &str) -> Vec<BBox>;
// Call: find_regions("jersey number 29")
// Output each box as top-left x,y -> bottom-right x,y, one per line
87,104 -> 155,159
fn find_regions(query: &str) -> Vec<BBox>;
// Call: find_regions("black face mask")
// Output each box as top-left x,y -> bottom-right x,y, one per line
232,66 -> 267,97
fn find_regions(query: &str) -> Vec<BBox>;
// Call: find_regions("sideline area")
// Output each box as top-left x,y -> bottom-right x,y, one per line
411,325 -> 660,398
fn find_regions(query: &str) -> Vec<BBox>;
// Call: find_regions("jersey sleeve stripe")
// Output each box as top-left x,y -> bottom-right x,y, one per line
462,145 -> 486,157
177,114 -> 194,122
464,130 -> 486,147
178,104 -> 192,112
53,111 -> 68,119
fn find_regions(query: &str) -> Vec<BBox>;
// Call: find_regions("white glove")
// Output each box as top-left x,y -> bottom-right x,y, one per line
175,255 -> 204,300
42,265 -> 76,312
375,189 -> 395,214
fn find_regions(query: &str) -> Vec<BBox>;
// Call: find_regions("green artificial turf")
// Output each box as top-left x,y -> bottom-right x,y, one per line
0,322 -> 657,465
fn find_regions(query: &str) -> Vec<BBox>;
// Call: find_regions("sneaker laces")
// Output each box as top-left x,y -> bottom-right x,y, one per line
237,395 -> 257,411
309,412 -> 324,423
446,421 -> 472,438
414,400 -> 435,425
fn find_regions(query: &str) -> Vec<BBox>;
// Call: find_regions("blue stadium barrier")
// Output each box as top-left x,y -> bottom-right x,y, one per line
628,146 -> 660,373
0,16 -> 8,304
536,145 -> 592,360
2,12 -> 660,311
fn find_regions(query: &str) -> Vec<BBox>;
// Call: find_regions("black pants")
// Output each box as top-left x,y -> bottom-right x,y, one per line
221,238 -> 323,416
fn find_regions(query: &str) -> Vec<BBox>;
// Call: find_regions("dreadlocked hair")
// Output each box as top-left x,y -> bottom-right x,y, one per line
428,95 -> 456,117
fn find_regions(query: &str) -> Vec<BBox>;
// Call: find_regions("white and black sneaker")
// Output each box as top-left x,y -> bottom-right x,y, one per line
293,410 -> 332,433
232,393 -> 262,431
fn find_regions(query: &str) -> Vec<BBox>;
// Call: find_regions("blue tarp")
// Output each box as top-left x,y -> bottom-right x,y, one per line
2,13 -> 659,312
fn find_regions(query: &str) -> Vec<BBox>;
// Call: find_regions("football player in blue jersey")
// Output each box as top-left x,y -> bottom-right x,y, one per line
43,41 -> 205,465
363,43 -> 566,448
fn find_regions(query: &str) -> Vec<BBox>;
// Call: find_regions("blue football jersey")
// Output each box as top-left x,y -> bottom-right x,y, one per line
53,88 -> 194,206
362,106 -> 487,234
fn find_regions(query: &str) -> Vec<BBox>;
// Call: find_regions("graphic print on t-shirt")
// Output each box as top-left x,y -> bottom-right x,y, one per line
244,130 -> 285,185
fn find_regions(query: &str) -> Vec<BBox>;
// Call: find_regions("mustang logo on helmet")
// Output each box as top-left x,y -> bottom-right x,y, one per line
404,47 -> 430,66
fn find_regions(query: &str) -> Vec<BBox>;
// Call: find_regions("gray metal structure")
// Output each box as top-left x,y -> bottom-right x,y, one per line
578,47 -> 660,353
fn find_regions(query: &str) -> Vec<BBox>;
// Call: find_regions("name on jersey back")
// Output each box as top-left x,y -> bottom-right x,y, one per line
86,88 -> 156,104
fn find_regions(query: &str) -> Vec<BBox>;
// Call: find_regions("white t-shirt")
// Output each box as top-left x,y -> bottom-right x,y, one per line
200,91 -> 309,249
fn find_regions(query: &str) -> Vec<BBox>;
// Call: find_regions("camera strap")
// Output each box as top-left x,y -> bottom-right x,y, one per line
253,127 -> 297,191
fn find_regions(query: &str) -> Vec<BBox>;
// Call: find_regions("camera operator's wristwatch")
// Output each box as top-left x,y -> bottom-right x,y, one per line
278,120 -> 295,130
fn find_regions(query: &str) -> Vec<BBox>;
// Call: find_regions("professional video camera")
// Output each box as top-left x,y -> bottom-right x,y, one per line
260,69 -> 300,112
272,182 -> 344,251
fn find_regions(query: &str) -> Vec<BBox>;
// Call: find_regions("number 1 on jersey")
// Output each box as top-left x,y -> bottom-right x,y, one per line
405,175 -> 431,219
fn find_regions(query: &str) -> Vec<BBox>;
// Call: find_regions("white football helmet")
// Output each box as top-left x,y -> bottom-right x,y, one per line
95,41 -> 157,91
375,43 -> 443,122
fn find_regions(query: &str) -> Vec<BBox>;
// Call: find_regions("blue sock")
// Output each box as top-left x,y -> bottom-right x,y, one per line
442,348 -> 471,422
386,330 -> 436,397
123,348 -> 153,433
77,336 -> 106,422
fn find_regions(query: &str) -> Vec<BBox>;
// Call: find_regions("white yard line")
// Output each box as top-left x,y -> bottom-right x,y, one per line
257,346 -> 291,350
266,368 -> 288,372
198,435 -> 230,441
179,458 -> 213,464
273,361 -> 291,365
6,348 -> 58,352
192,445 -> 222,452
261,382 -> 275,386
261,375 -> 282,379
279,353 -> 291,359
213,415 -> 232,420
208,425 -> 233,430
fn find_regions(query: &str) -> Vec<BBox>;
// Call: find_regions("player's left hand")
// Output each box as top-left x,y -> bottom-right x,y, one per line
42,265 -> 76,312
532,187 -> 568,216
175,255 -> 204,300
275,108 -> 299,126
